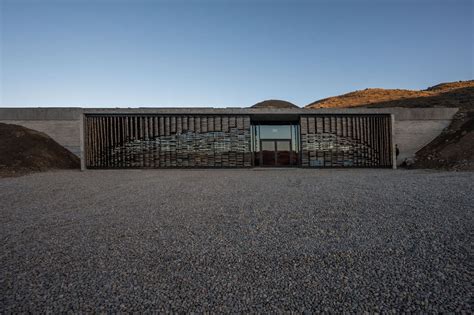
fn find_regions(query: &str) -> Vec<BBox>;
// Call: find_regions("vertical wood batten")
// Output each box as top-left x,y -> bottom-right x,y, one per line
99,117 -> 104,168
381,116 -> 386,166
88,117 -> 93,167
362,117 -> 368,167
379,117 -> 383,166
91,117 -> 95,167
372,116 -> 377,166
95,117 -> 100,167
109,116 -> 114,167
101,117 -> 105,167
91,117 -> 99,167
114,116 -> 117,167
95,117 -> 99,167
85,117 -> 90,167
385,116 -> 390,166
110,116 -> 114,167
368,117 -> 373,167
122,116 -> 126,168
108,116 -> 113,167
375,116 -> 380,166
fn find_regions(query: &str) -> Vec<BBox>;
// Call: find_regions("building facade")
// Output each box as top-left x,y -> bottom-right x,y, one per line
1,107 -> 459,170
83,110 -> 394,169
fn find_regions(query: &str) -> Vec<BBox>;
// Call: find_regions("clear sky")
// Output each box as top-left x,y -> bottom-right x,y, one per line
0,0 -> 472,108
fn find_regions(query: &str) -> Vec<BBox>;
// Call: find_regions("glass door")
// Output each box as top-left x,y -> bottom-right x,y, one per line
260,139 -> 292,166
261,140 -> 276,166
252,124 -> 300,167
276,140 -> 291,166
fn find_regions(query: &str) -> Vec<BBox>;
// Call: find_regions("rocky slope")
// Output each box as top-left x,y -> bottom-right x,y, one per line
413,110 -> 474,171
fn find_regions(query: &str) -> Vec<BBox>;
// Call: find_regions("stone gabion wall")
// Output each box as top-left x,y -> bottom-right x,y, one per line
300,115 -> 393,167
85,115 -> 252,168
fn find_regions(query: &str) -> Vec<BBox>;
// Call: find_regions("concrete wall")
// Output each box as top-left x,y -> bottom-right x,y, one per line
388,108 -> 458,165
0,108 -> 82,156
0,107 -> 458,167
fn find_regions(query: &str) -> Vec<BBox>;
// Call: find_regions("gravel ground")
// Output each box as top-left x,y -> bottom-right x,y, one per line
1,169 -> 472,312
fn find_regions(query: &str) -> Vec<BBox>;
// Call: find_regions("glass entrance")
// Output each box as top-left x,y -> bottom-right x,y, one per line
260,140 -> 293,166
252,124 -> 299,166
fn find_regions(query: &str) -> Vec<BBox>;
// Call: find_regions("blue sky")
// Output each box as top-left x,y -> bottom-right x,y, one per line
0,0 -> 472,108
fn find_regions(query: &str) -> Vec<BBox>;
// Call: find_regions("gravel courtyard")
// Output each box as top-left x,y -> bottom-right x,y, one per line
1,169 -> 472,312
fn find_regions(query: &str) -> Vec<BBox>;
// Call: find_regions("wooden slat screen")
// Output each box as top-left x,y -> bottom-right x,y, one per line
300,115 -> 392,168
85,115 -> 252,168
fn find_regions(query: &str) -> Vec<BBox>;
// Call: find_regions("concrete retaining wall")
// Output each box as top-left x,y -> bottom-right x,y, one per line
394,120 -> 451,165
383,108 -> 458,165
0,107 -> 458,166
0,120 -> 81,156
0,108 -> 82,156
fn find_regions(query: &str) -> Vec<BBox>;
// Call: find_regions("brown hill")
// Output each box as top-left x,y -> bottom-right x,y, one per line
305,80 -> 474,110
251,99 -> 299,109
0,123 -> 80,177
426,81 -> 474,92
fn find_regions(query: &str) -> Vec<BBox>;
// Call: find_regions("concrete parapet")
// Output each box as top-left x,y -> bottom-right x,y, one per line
0,108 -> 82,120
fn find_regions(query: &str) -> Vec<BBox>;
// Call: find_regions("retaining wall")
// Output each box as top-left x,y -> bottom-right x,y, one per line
0,108 -> 82,156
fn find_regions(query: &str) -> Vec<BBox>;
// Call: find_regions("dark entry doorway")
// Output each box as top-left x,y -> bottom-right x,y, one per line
260,139 -> 292,166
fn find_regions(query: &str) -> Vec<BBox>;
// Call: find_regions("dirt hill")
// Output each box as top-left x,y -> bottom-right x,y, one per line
413,111 -> 474,171
306,80 -> 474,110
251,99 -> 299,109
0,123 -> 80,177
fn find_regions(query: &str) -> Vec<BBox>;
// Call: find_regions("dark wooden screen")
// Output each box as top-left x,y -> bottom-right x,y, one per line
85,115 -> 252,168
300,115 -> 393,167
